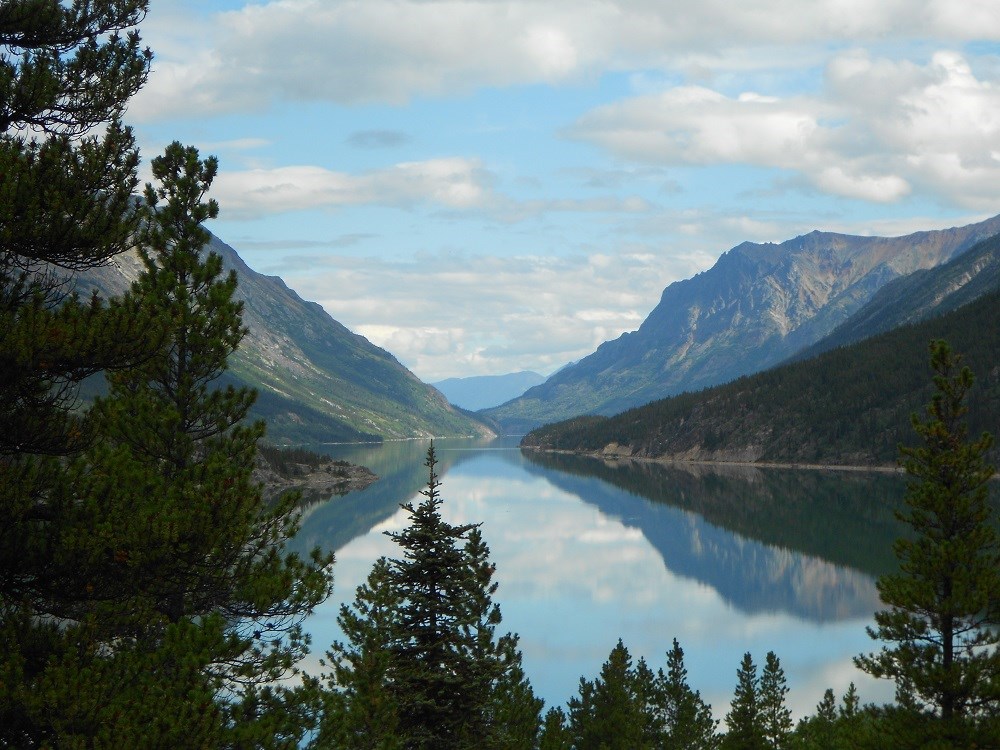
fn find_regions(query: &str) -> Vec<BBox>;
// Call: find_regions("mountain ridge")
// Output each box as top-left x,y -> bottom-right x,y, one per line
487,215 -> 1000,430
432,371 -> 546,411
521,286 -> 1000,467
72,234 -> 494,444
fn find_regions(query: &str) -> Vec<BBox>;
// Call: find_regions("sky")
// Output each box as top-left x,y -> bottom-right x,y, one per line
125,0 -> 1000,382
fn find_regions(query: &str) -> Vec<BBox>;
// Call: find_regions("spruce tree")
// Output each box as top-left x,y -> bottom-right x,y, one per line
759,651 -> 792,749
658,638 -> 719,749
320,444 -> 539,750
723,652 -> 768,750
855,340 -> 999,740
567,640 -> 662,750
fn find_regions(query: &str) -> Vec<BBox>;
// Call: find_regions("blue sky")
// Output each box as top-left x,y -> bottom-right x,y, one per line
126,1 -> 1000,381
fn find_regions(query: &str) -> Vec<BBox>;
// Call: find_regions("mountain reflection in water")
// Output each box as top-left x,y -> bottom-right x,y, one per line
292,437 -> 902,715
519,451 -> 906,621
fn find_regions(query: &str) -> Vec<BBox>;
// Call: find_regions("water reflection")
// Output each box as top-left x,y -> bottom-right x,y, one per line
519,452 -> 907,621
293,438 -> 900,715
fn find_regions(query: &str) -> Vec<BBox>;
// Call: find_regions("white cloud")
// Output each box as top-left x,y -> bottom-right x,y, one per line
568,49 -> 1000,207
266,248 -> 705,381
131,1 -> 1000,120
212,158 -> 493,217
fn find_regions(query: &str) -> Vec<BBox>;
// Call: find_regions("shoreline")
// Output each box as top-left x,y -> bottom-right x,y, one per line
522,446 -> 906,475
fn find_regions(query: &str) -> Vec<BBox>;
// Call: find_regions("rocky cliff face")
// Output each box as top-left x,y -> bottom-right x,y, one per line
73,234 -> 493,443
487,215 -> 1000,429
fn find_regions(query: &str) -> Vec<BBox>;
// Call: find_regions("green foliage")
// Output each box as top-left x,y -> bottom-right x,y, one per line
855,340 -> 1000,738
723,652 -> 768,750
564,638 -> 718,750
522,289 -> 1000,468
659,639 -> 720,749
760,652 -> 793,749
83,142 -> 333,744
0,4 -> 165,746
318,444 -> 541,750
567,640 -> 660,749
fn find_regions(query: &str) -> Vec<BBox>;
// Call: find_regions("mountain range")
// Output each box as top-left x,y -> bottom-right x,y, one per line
486,215 -> 1000,431
521,241 -> 1000,466
432,371 -> 546,411
71,235 -> 492,444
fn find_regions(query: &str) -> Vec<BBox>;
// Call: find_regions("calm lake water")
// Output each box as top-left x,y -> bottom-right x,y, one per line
289,436 -> 905,720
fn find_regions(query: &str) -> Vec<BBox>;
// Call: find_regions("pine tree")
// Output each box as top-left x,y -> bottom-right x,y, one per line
0,4 -> 162,745
538,707 -> 573,750
8,142 -> 335,747
759,651 -> 792,749
90,142 -> 333,745
566,640 -> 662,749
855,340 -> 999,740
658,638 -> 719,749
723,652 -> 768,750
320,444 -> 539,750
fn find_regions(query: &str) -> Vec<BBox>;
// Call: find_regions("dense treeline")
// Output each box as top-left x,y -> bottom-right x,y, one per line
522,289 -> 1000,466
257,442 -> 351,478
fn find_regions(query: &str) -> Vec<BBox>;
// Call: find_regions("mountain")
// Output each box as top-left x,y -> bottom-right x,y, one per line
793,231 -> 1000,361
521,287 -> 1000,467
71,235 -> 493,444
487,215 -> 1000,431
432,371 -> 546,411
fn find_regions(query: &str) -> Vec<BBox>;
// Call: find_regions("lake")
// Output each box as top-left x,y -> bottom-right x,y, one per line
289,436 -> 904,720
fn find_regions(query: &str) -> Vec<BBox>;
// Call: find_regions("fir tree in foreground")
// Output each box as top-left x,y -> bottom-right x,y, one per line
317,444 -> 541,750
80,142 -> 334,746
855,339 -> 999,745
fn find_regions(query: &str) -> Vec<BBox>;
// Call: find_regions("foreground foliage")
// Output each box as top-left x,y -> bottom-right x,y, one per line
856,339 -> 1000,745
316,445 -> 542,750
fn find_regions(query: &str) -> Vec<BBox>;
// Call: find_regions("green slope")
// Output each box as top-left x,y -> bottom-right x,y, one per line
71,235 -> 493,444
522,289 -> 1000,467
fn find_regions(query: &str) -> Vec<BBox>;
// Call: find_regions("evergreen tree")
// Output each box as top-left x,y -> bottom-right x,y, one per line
790,690 -> 835,750
759,651 -> 792,749
320,444 -> 539,750
7,142 -> 334,747
658,638 -> 719,749
855,340 -> 1000,740
538,707 -> 572,750
723,652 -> 767,750
91,142 -> 333,745
0,4 -> 162,745
320,559 -> 402,750
566,640 -> 663,749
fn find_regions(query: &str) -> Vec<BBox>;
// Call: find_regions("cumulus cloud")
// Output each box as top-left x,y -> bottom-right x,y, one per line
131,0 -> 1000,120
568,49 -> 1000,207
212,157 -> 494,217
266,247 -> 703,381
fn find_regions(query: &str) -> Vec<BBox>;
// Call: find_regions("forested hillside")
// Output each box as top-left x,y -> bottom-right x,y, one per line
73,236 -> 493,443
522,290 -> 1000,466
489,217 -> 1000,431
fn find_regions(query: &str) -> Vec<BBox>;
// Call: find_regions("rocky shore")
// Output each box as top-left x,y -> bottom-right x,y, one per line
254,453 -> 378,504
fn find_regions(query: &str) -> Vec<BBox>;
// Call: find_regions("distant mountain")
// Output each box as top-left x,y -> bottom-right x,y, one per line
71,235 -> 493,444
522,288 -> 1000,467
487,215 -> 1000,431
432,371 -> 546,411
